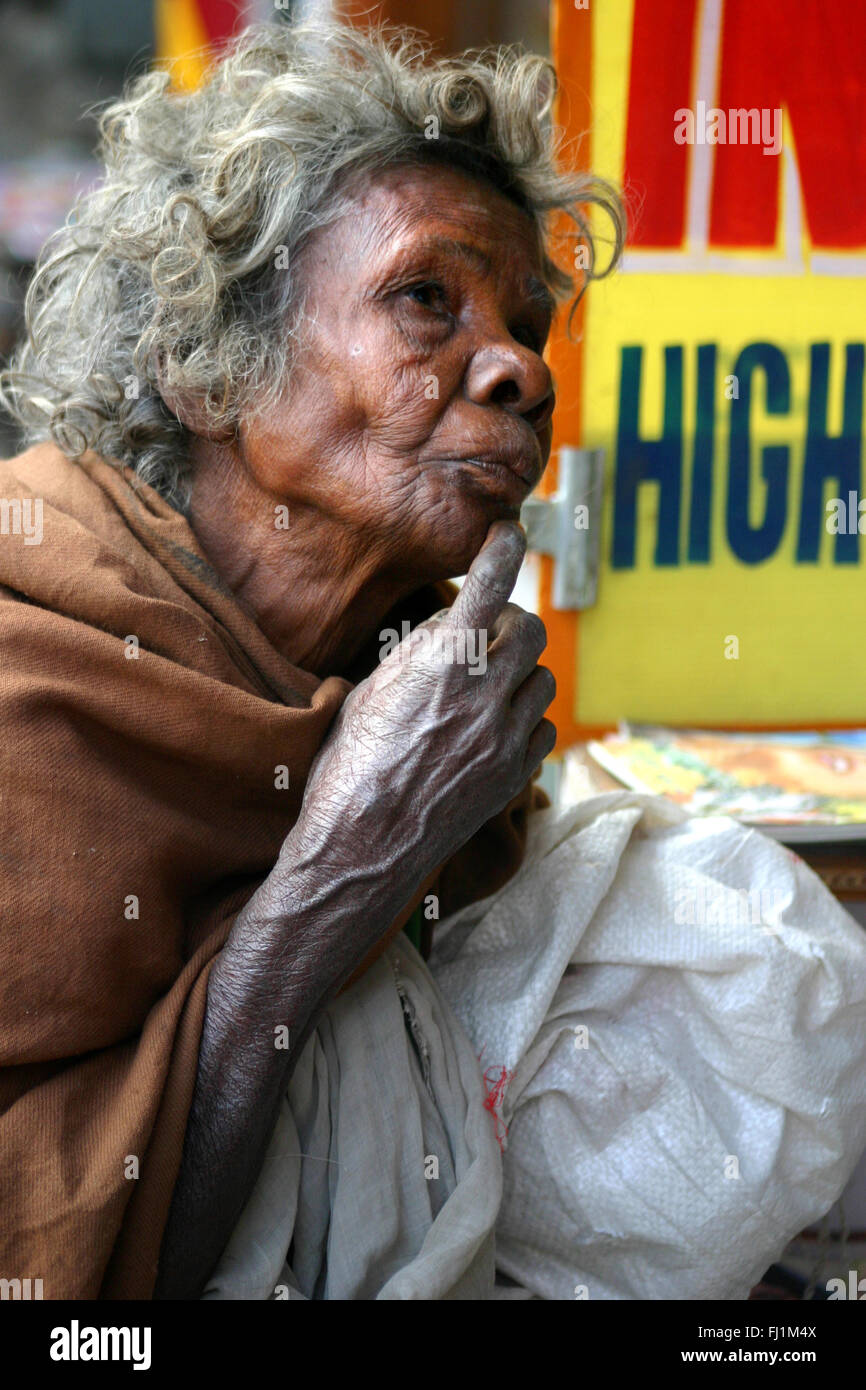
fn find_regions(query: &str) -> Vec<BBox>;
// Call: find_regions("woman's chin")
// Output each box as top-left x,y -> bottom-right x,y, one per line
418,507 -> 522,583
442,459 -> 531,513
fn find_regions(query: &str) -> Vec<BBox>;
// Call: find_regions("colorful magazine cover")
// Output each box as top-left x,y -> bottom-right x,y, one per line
587,725 -> 866,833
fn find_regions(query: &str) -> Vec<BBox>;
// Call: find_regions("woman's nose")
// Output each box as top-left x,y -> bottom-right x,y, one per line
464,342 -> 556,432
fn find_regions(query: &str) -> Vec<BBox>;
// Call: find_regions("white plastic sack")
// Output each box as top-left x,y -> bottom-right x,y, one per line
431,791 -> 866,1299
205,790 -> 866,1300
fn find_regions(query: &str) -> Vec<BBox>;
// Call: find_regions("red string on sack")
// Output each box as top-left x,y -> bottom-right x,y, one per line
480,1060 -> 512,1152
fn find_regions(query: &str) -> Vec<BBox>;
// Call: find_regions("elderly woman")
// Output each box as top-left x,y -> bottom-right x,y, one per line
3,21 -> 866,1305
0,19 -> 619,1300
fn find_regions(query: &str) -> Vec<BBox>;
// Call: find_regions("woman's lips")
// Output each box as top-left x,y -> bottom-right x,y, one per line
460,457 -> 533,493
426,451 -> 541,495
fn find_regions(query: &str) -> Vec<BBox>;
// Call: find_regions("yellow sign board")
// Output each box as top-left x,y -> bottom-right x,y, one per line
548,0 -> 866,741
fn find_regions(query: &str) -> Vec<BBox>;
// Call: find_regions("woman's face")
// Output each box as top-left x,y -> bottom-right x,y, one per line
237,161 -> 556,583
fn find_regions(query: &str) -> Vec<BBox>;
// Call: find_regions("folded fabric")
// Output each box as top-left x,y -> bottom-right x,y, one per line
205,791 -> 866,1300
0,442 -> 537,1298
203,943 -> 502,1300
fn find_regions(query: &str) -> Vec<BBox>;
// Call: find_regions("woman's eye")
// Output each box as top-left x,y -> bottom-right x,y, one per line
404,281 -> 448,311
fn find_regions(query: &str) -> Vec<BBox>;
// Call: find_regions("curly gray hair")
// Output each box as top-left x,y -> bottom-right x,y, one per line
0,19 -> 625,512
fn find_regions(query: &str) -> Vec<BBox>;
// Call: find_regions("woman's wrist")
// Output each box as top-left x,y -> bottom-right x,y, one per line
227,806 -> 427,1004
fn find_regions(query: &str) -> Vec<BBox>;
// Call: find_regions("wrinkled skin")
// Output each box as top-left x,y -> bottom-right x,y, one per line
294,522 -> 555,977
155,163 -> 557,1298
189,161 -> 556,676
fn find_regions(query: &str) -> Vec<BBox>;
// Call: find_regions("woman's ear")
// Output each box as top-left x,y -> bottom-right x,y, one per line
155,355 -> 236,444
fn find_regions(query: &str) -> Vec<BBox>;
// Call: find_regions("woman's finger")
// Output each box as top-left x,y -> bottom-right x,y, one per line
489,605 -> 549,692
520,716 -> 557,780
510,664 -> 556,730
446,522 -> 526,633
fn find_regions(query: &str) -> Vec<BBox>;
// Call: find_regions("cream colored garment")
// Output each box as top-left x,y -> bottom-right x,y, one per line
205,792 -> 866,1300
203,942 -> 502,1300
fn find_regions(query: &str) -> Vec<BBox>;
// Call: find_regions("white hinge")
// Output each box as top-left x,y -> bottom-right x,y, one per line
520,446 -> 604,610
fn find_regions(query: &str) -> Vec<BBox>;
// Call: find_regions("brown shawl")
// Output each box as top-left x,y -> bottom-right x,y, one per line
0,444 -> 540,1299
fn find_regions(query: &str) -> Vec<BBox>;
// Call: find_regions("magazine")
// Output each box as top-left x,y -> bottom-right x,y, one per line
586,725 -> 866,843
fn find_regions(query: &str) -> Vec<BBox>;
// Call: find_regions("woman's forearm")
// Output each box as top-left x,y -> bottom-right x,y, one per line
153,820 -> 422,1300
153,526 -> 554,1300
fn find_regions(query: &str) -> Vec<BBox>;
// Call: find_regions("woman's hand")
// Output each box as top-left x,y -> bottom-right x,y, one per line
287,520 -> 556,896
155,521 -> 555,1298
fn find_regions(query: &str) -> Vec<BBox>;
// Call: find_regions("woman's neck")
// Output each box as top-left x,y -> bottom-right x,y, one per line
187,440 -> 416,678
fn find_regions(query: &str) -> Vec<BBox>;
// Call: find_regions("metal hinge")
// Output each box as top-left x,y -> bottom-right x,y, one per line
520,446 -> 604,610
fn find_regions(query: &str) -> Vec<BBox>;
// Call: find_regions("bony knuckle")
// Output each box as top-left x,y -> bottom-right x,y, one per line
523,612 -> 547,647
500,725 -> 523,765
